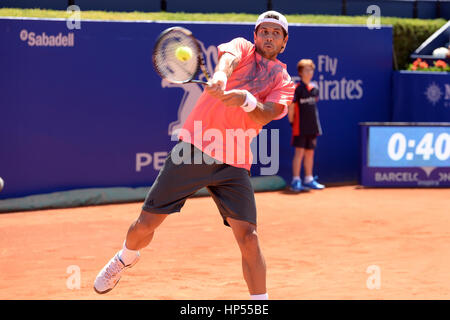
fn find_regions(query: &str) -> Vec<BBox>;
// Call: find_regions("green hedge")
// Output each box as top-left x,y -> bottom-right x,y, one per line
390,19 -> 447,70
0,8 -> 447,69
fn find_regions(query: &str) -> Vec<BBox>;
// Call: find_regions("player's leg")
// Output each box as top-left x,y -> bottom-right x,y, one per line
207,164 -> 268,299
226,217 -> 267,298
124,210 -> 169,251
94,211 -> 171,295
94,140 -> 213,294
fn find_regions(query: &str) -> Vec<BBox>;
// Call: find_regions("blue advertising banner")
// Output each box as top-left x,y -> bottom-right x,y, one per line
392,71 -> 450,122
0,18 -> 393,199
360,123 -> 450,187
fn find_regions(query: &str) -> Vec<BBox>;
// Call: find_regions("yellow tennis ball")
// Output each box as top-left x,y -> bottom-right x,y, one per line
175,46 -> 193,62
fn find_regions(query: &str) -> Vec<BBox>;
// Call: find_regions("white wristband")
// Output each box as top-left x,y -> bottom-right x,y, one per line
240,90 -> 257,112
212,71 -> 227,90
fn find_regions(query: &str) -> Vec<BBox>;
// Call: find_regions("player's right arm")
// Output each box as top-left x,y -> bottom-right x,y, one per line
205,52 -> 240,97
215,52 -> 240,79
206,37 -> 251,97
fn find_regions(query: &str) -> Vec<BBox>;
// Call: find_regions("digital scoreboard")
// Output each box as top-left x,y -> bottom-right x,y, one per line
360,123 -> 450,187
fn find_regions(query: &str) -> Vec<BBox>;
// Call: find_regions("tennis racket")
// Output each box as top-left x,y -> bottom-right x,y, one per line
152,26 -> 211,85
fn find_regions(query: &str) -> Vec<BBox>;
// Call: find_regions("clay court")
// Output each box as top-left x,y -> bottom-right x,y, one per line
0,186 -> 449,300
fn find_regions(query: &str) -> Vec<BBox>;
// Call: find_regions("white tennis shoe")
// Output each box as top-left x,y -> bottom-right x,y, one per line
94,252 -> 140,294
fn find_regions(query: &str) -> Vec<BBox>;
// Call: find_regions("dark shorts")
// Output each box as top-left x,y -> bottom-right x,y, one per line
291,134 -> 317,150
142,140 -> 257,227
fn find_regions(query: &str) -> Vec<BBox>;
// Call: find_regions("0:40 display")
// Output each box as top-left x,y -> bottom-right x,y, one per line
387,132 -> 450,162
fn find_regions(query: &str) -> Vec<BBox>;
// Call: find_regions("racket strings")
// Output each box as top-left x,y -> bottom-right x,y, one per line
154,30 -> 199,83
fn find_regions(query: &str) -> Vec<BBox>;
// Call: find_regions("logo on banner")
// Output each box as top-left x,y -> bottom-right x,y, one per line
19,8 -> 79,48
19,29 -> 75,47
316,55 -> 364,101
161,41 -> 218,136
424,82 -> 450,108
374,167 -> 450,186
425,82 -> 443,106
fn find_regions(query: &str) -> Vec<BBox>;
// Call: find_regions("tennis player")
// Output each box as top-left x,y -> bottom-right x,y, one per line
94,11 -> 295,300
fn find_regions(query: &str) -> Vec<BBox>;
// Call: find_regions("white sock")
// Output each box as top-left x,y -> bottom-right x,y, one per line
292,176 -> 300,182
250,293 -> 269,300
119,241 -> 139,266
304,175 -> 314,183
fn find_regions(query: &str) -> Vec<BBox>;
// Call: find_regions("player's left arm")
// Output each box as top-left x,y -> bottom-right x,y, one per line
217,90 -> 285,126
246,101 -> 285,126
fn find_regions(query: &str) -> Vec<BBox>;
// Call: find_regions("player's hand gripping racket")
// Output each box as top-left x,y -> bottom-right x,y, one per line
152,26 -> 211,85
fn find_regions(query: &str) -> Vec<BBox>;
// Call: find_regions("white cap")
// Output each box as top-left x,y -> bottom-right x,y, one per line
255,11 -> 288,34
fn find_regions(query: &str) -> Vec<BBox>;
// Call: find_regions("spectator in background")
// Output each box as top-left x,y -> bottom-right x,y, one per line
288,59 -> 325,192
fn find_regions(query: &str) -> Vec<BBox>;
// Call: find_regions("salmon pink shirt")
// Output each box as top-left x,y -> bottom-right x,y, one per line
178,37 -> 295,171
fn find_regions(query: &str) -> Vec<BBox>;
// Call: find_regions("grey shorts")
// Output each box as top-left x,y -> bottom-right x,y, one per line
142,140 -> 257,227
